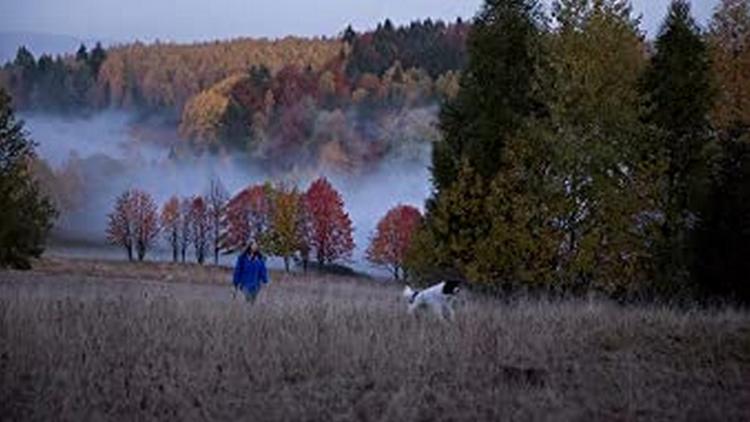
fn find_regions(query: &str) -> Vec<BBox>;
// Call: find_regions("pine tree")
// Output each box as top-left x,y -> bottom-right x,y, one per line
0,89 -> 56,268
88,42 -> 107,79
432,0 -> 546,193
641,0 -> 716,286
411,0 -> 547,284
75,44 -> 89,62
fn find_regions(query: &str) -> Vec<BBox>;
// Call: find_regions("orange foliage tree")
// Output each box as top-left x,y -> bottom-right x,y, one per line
160,196 -> 181,262
304,177 -> 354,265
366,204 -> 422,280
107,189 -> 159,261
131,189 -> 160,261
106,190 -> 135,261
708,0 -> 750,133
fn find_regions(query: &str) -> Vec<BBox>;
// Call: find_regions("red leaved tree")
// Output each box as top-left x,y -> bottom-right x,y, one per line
131,189 -> 160,261
221,183 -> 272,253
304,177 -> 354,265
190,195 -> 211,265
107,189 -> 160,262
106,190 -> 135,261
160,196 -> 181,262
366,204 -> 422,280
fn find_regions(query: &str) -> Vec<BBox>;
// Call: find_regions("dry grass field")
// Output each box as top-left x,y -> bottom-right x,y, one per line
1,257 -> 749,421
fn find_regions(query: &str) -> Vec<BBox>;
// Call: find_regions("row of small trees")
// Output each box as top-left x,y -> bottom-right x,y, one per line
105,176 -> 423,276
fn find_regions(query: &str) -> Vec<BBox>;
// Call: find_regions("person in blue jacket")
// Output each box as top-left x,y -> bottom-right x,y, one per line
232,241 -> 269,302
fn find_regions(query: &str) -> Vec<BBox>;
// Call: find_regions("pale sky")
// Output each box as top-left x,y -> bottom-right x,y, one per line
0,0 -> 720,43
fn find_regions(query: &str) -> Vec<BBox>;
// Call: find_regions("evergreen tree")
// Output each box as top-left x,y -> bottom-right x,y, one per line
0,89 -> 56,269
342,25 -> 357,45
433,0 -> 546,193
75,43 -> 89,62
88,42 -> 107,78
692,136 -> 750,304
641,0 -> 716,286
410,0 -> 547,284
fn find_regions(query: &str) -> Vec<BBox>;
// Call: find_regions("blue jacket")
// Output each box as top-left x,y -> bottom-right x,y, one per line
233,254 -> 269,294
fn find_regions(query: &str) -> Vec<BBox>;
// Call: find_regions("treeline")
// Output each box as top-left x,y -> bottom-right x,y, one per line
0,37 -> 339,115
177,19 -> 468,170
0,20 -> 468,172
0,44 -> 106,112
106,177 -> 356,272
344,18 -> 469,78
106,176 -> 424,276
407,0 -> 750,304
0,20 -> 467,117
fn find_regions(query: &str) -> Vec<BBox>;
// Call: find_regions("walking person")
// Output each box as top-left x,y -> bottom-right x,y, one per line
232,241 -> 269,302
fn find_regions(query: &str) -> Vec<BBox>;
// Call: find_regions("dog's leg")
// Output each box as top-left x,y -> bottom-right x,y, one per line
444,303 -> 455,322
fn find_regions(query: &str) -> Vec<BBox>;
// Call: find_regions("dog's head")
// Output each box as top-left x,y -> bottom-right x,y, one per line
403,285 -> 419,303
441,279 -> 461,295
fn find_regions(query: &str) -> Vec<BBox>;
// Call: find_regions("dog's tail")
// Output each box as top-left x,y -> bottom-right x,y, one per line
403,285 -> 416,302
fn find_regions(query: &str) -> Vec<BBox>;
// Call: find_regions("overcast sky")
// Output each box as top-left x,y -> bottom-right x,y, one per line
1,0 -> 719,43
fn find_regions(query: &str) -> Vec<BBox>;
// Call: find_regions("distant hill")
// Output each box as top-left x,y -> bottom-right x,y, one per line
0,31 -> 109,64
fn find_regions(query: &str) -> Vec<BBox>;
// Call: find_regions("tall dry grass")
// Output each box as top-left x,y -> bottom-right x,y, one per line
1,259 -> 748,421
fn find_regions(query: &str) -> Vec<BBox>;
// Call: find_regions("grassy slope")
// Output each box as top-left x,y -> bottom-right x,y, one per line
0,258 -> 748,421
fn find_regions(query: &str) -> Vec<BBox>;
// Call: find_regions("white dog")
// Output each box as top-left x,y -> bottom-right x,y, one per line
402,280 -> 461,321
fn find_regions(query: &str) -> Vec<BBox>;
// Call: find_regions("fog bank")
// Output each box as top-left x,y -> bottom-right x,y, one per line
23,111 -> 434,273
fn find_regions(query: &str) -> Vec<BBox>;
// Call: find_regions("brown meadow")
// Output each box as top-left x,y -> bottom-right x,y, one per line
1,258 -> 748,421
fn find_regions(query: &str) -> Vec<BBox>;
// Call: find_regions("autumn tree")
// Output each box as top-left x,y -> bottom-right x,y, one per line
179,197 -> 193,262
544,0 -> 660,292
131,189 -> 160,261
304,177 -> 354,265
268,184 -> 303,272
190,195 -> 211,264
0,88 -> 56,269
693,0 -> 750,303
641,0 -> 716,287
221,183 -> 272,253
208,178 -> 229,264
106,190 -> 135,261
708,0 -> 750,134
160,196 -> 181,262
367,205 -> 422,280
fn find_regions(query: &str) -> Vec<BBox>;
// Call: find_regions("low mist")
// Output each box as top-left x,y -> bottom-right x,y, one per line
23,110 -> 434,273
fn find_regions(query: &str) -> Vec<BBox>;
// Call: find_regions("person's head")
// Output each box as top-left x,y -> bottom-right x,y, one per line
243,241 -> 261,258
